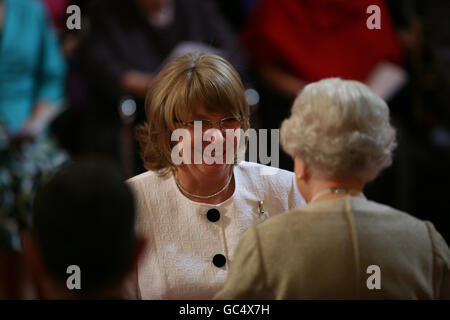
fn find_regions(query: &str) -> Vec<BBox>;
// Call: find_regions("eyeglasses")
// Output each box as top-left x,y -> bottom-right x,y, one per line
179,117 -> 243,131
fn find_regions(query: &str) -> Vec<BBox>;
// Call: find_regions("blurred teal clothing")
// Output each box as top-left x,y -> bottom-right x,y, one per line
0,0 -> 66,132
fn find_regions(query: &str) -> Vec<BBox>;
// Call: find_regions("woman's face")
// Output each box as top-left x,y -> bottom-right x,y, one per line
174,104 -> 242,177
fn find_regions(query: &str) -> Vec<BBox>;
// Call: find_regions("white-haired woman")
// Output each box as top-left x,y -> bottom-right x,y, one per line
216,78 -> 450,299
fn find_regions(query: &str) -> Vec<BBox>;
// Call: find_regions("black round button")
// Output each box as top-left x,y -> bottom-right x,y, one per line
212,254 -> 226,268
207,209 -> 220,222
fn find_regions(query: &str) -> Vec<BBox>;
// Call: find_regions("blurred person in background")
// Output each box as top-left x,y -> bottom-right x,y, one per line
21,160 -> 146,299
213,0 -> 262,32
0,0 -> 66,137
126,53 -> 304,299
364,0 -> 450,242
81,0 -> 246,176
0,0 -> 67,299
242,0 -> 405,170
0,123 -> 66,299
215,78 -> 450,299
419,0 -> 450,242
46,0 -> 90,159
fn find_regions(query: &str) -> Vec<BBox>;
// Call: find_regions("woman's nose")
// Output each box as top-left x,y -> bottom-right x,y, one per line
206,128 -> 225,144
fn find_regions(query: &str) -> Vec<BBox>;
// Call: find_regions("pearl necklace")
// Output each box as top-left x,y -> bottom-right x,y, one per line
310,188 -> 363,203
174,172 -> 233,199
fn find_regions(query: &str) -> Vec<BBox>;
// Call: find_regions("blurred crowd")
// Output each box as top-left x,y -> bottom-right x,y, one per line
1,0 -> 450,298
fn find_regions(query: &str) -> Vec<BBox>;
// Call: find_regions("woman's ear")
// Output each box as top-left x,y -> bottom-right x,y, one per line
294,157 -> 308,181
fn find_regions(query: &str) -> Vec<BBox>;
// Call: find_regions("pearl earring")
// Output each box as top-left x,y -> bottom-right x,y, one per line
297,174 -> 303,180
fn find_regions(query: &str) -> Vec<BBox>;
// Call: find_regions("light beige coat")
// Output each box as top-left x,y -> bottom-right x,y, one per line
215,196 -> 450,299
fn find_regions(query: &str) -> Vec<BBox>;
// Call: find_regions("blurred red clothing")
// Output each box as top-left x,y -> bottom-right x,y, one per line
242,0 -> 404,82
41,0 -> 71,31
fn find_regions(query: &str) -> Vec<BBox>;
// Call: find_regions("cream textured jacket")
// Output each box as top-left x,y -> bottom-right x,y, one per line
126,161 -> 305,299
215,196 -> 450,299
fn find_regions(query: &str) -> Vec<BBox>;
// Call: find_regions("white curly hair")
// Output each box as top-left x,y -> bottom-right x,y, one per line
280,78 -> 397,181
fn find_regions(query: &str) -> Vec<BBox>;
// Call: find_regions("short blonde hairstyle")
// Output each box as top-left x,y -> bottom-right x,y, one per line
136,53 -> 250,174
280,78 -> 397,181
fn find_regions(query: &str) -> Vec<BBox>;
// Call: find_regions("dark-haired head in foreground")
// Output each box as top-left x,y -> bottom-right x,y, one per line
22,160 -> 146,299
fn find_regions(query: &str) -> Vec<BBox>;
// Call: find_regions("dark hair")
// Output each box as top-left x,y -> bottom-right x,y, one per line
32,159 -> 137,295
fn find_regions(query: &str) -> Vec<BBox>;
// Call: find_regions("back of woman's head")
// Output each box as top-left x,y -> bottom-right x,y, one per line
32,159 -> 136,296
281,78 -> 397,182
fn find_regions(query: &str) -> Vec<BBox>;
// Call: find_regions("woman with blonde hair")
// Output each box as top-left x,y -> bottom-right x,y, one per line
216,78 -> 450,299
126,53 -> 305,299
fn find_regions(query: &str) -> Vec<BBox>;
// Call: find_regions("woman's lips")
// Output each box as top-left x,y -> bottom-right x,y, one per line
192,147 -> 229,163
194,148 -> 225,158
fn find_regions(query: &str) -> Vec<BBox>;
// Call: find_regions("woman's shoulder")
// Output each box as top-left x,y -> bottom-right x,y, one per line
235,161 -> 295,183
127,170 -> 171,191
254,201 -> 338,233
254,197 -> 425,235
234,162 -> 303,204
352,197 -> 426,224
127,170 -> 158,182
